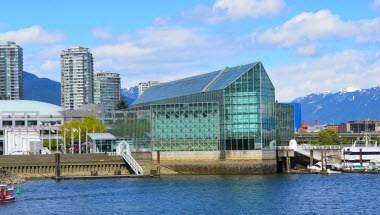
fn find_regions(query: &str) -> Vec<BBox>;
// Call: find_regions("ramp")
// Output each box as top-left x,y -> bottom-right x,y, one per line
121,152 -> 144,175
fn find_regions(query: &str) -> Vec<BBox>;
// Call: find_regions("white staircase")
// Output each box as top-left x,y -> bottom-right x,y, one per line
121,152 -> 144,175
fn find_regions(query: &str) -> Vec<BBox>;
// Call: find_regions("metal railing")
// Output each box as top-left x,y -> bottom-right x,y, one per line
276,144 -> 342,150
121,152 -> 143,175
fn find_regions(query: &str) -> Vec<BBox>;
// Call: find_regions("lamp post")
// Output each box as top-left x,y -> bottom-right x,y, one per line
56,128 -> 59,153
48,124 -> 51,152
85,127 -> 88,154
78,128 -> 81,154
71,128 -> 74,154
63,128 -> 66,154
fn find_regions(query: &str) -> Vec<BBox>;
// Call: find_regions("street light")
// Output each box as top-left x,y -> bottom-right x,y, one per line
71,128 -> 75,154
78,128 -> 81,154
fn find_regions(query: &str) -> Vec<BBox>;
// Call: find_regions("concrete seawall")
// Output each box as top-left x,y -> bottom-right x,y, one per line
0,154 -> 130,180
149,150 -> 277,175
0,150 -> 279,182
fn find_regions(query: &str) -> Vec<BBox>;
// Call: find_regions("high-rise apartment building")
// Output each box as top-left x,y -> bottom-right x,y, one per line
61,46 -> 94,109
0,41 -> 23,100
138,81 -> 159,96
94,72 -> 121,112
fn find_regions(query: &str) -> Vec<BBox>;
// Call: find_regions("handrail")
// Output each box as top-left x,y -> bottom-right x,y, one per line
121,152 -> 143,175
276,145 -> 342,150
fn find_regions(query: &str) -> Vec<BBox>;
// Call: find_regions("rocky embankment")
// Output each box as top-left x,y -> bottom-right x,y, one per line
0,169 -> 25,184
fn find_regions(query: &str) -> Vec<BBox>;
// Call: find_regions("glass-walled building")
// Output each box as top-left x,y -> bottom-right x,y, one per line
276,103 -> 295,146
105,61 -> 293,152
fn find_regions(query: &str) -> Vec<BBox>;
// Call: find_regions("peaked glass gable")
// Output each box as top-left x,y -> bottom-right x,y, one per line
222,63 -> 276,150
132,62 -> 259,106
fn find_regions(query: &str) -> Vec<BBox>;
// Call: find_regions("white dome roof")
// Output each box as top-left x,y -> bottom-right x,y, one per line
0,100 -> 63,116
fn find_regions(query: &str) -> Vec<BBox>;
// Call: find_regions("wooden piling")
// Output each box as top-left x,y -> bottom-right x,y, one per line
55,153 -> 61,179
286,150 -> 290,173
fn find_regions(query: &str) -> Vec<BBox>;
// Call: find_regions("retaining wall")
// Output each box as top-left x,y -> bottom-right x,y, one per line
0,154 -> 129,177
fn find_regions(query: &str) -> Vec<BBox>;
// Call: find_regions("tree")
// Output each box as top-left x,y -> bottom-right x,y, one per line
341,137 -> 352,145
59,116 -> 106,143
316,128 -> 341,145
116,97 -> 128,110
43,139 -> 58,150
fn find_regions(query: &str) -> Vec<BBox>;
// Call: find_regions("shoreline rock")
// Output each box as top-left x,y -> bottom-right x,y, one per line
0,169 -> 26,184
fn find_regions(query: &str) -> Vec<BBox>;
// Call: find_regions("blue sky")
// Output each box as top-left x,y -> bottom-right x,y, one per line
1,0 -> 380,101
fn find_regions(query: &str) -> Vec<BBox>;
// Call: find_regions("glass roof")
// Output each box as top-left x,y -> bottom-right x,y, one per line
132,61 -> 259,106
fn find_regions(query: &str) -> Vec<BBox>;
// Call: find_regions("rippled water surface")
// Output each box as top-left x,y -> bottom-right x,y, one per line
2,174 -> 380,215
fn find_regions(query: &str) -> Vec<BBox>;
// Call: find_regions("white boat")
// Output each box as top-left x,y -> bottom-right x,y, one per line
307,162 -> 341,174
341,135 -> 380,169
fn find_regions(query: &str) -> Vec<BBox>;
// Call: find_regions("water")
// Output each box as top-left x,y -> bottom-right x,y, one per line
1,174 -> 380,215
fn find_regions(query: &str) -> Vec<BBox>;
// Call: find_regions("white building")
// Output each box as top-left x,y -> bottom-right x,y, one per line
0,41 -> 23,100
0,100 -> 64,155
61,46 -> 94,109
94,72 -> 121,112
138,81 -> 159,96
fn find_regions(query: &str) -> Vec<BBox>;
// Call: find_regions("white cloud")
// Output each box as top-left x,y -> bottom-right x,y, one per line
373,0 -> 380,9
177,0 -> 285,23
40,60 -> 60,71
256,10 -> 380,55
296,44 -> 318,56
93,42 -> 151,58
92,28 -> 112,40
212,0 -> 285,21
257,10 -> 353,47
354,18 -> 380,43
270,50 -> 380,101
92,27 -> 236,86
0,25 -> 64,45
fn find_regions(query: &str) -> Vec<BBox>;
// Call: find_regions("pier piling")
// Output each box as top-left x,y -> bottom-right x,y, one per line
309,150 -> 314,167
285,150 -> 290,173
55,153 -> 61,179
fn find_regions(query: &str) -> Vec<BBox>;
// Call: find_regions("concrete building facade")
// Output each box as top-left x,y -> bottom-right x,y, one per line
0,100 -> 64,155
138,81 -> 159,96
61,46 -> 94,109
0,41 -> 23,100
94,72 -> 121,113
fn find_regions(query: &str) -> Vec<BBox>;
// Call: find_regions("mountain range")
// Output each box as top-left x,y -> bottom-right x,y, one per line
121,86 -> 139,106
22,71 -> 380,123
24,72 -> 61,105
293,87 -> 380,124
23,71 -> 140,107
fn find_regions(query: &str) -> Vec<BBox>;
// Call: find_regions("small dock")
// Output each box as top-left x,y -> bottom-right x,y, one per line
277,145 -> 342,173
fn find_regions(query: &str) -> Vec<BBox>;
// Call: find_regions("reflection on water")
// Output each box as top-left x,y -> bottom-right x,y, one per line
1,174 -> 380,215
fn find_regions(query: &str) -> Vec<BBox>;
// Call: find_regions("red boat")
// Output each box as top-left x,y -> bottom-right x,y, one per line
0,185 -> 16,202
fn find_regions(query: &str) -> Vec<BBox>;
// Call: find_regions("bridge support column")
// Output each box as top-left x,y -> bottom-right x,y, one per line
309,150 -> 314,167
285,150 -> 290,173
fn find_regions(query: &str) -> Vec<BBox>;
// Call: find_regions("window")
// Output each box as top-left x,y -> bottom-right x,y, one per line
27,120 -> 38,126
2,121 -> 12,126
15,121 -> 25,126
